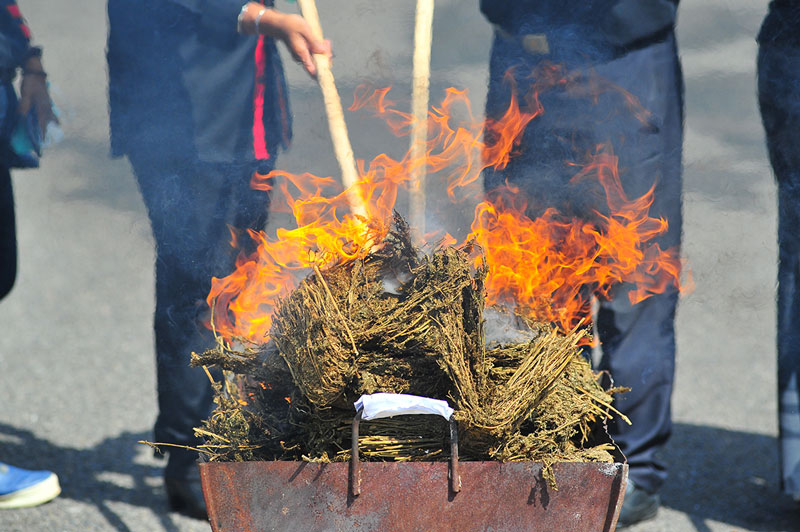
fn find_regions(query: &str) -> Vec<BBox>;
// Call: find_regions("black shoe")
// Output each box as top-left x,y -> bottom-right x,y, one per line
617,480 -> 659,528
165,476 -> 207,520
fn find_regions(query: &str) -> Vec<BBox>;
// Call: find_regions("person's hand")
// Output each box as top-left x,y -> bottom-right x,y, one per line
239,4 -> 332,78
18,57 -> 56,139
273,13 -> 331,78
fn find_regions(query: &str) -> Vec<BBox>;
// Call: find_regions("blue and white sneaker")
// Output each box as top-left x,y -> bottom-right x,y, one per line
0,462 -> 61,509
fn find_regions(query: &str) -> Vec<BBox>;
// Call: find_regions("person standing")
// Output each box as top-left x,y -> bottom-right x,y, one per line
0,0 -> 61,509
479,1 -> 682,527
107,0 -> 329,519
758,0 -> 800,505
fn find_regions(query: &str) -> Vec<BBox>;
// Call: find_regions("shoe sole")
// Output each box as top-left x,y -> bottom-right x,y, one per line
0,473 -> 61,509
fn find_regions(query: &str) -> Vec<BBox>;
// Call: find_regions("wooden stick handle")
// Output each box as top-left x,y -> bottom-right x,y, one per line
296,0 -> 367,219
409,0 -> 434,236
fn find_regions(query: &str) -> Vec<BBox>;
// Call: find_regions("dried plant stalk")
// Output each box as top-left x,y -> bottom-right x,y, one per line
191,214 -> 625,467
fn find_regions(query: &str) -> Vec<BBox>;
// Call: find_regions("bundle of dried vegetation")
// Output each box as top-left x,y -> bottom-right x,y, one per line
189,215 -> 627,469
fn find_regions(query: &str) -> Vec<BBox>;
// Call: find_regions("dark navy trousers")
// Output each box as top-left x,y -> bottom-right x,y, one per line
485,32 -> 683,494
1,81 -> 20,302
128,150 -> 271,478
759,42 -> 800,497
0,164 -> 14,301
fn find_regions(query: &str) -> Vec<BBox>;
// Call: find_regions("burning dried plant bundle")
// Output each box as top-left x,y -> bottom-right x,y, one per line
271,217 -> 478,409
447,325 -> 588,452
193,216 -> 623,465
269,262 -> 361,407
490,355 -> 622,461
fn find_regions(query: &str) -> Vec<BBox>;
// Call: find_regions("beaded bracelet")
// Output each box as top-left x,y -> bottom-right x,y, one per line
236,4 -> 268,35
254,7 -> 267,33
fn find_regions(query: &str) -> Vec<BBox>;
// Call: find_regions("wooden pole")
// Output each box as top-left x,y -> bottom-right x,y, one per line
296,0 -> 368,220
409,0 -> 434,236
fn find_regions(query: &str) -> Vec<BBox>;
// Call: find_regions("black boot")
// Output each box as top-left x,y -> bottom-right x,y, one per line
617,480 -> 660,528
164,449 -> 207,520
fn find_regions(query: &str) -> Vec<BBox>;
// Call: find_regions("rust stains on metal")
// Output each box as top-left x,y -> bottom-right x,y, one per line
200,461 -> 627,531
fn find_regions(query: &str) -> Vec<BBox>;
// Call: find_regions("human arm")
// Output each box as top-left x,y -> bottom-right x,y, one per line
480,0 -> 513,26
0,1 -> 55,137
164,0 -> 331,77
18,53 -> 56,137
237,2 -> 331,78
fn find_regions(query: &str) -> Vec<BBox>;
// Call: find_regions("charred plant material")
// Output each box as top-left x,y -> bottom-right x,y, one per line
193,214 -> 626,468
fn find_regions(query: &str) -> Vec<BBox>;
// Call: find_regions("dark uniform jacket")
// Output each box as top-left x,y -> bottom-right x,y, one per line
0,1 -> 35,163
0,0 -> 32,75
480,0 -> 679,55
759,0 -> 800,46
107,0 -> 291,165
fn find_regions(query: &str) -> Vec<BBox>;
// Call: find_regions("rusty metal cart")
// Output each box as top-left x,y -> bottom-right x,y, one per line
200,401 -> 627,531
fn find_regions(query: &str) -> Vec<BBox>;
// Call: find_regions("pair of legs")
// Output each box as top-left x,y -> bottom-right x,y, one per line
128,150 -> 271,480
485,32 -> 683,495
759,42 -> 800,498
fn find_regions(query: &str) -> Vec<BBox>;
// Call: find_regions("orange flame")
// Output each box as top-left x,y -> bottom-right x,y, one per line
470,144 -> 683,331
207,64 -> 686,343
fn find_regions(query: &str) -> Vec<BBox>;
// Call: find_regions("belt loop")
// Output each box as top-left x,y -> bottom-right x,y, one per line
495,27 -> 550,57
522,34 -> 550,55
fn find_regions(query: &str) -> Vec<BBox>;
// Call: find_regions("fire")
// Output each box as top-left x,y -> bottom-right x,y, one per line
471,145 -> 684,332
207,64 -> 686,343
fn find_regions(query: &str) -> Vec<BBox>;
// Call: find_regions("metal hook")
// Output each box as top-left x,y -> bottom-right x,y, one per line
349,408 -> 461,496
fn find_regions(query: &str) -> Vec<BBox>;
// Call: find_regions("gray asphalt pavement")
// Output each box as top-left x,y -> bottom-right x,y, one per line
0,1 -> 792,531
